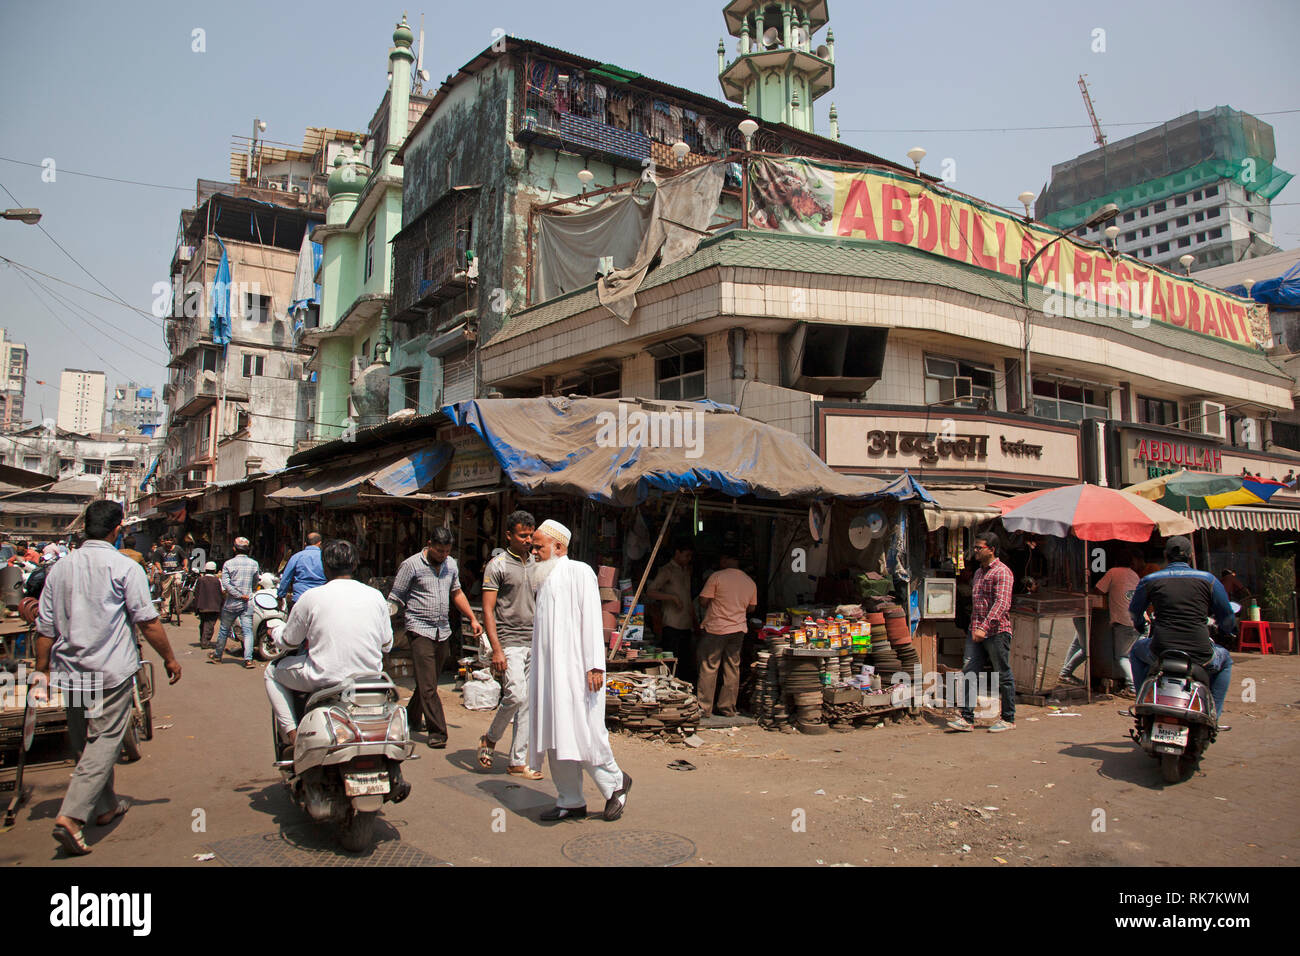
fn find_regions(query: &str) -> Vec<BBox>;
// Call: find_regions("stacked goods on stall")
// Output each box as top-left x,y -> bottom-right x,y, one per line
753,624 -> 791,730
605,673 -> 702,738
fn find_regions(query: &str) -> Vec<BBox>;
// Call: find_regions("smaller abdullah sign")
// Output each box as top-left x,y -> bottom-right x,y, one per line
1134,438 -> 1222,472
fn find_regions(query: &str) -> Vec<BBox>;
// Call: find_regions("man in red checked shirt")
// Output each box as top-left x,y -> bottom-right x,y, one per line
948,531 -> 1016,733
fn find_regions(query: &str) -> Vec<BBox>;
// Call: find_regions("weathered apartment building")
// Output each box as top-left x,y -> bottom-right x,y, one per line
387,0 -> 868,413
160,128 -> 361,489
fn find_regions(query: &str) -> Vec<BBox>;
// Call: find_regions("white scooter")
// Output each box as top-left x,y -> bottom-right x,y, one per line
268,623 -> 415,852
251,572 -> 288,662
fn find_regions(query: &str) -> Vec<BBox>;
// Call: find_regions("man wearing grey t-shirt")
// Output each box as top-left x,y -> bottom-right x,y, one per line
478,510 -> 542,778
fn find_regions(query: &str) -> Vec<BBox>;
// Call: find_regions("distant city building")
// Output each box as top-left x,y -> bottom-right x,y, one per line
0,327 -> 27,432
109,381 -> 161,434
57,368 -> 107,434
1038,107 -> 1293,274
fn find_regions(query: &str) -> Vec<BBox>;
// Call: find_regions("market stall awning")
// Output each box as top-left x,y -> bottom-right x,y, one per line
269,445 -> 452,500
1189,506 -> 1300,532
922,488 -> 1011,531
443,397 -> 936,507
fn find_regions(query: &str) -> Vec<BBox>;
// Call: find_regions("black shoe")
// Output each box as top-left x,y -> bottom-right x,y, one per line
427,737 -> 447,750
603,772 -> 632,821
540,805 -> 587,821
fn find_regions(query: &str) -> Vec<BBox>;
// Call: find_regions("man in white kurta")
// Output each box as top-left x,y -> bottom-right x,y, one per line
528,520 -> 631,822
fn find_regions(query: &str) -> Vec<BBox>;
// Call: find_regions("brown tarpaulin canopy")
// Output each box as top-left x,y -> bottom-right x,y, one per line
444,396 -> 932,507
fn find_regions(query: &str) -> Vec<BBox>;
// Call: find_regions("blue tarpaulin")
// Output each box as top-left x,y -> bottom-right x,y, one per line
443,397 -> 936,508
1226,260 -> 1300,309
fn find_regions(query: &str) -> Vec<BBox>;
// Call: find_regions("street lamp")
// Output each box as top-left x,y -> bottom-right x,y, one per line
1179,253 -> 1195,276
738,119 -> 759,229
1017,191 -> 1035,221
671,141 -> 690,165
577,168 -> 594,195
1018,202 -> 1118,413
1104,224 -> 1120,256
2,208 -> 41,225
906,146 -> 926,175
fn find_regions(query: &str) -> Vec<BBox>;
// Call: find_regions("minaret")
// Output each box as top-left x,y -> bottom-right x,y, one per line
717,1 -> 835,134
384,16 -> 415,177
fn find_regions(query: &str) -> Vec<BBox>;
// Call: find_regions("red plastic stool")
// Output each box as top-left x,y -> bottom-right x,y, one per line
1238,621 -> 1274,655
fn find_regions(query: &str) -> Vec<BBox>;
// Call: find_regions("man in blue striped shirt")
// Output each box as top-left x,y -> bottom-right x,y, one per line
210,537 -> 261,668
277,532 -> 325,608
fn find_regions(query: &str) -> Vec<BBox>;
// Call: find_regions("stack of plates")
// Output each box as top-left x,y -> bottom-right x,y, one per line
783,657 -> 825,732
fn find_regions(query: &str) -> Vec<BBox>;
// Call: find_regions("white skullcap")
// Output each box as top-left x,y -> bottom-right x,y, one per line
535,519 -> 571,546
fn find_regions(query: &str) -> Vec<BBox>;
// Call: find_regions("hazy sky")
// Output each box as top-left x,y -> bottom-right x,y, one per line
2,0 -> 1297,425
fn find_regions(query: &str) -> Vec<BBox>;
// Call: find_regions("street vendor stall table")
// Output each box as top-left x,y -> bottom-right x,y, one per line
1010,590 -> 1096,698
607,656 -> 677,678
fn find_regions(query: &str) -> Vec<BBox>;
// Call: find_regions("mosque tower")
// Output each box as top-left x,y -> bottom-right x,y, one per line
717,1 -> 837,136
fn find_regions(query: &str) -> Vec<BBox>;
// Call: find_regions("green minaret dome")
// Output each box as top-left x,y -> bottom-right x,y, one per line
393,17 -> 414,48
327,149 -> 366,199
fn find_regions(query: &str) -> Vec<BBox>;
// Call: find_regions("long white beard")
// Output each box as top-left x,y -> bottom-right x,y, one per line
529,556 -> 560,596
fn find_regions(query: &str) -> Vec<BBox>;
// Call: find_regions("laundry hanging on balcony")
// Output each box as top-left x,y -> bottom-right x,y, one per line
210,239 -> 232,349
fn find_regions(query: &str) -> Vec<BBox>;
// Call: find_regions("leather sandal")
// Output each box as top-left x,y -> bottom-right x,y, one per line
507,765 -> 543,780
477,738 -> 494,770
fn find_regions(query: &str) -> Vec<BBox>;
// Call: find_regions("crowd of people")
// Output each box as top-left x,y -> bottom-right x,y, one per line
16,494 -> 1253,856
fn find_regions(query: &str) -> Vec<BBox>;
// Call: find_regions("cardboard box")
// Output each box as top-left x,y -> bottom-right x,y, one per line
622,625 -> 644,643
602,600 -> 622,616
599,587 -> 618,602
602,611 -> 618,630
597,566 -> 617,588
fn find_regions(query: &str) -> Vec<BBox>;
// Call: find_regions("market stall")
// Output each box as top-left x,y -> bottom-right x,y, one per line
444,396 -> 936,735
997,483 -> 1195,704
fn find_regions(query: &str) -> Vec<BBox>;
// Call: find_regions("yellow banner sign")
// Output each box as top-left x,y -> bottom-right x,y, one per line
748,158 -> 1263,346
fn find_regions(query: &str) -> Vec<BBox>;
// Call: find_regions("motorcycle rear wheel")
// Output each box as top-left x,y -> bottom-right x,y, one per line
1160,752 -> 1197,783
338,810 -> 377,853
255,621 -> 287,662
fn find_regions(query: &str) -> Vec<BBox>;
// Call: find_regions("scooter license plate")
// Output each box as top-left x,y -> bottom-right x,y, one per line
1152,722 -> 1189,747
343,771 -> 390,797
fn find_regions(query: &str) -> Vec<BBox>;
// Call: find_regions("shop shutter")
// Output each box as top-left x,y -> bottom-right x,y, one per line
442,354 -> 474,405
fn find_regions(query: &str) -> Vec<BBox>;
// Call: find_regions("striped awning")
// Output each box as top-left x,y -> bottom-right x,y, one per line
1191,507 -> 1300,532
922,488 -> 1010,531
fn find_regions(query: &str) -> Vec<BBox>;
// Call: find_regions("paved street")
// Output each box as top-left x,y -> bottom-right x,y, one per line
3,615 -> 1297,867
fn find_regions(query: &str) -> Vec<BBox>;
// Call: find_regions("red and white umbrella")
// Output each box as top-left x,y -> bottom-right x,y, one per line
996,483 -> 1195,542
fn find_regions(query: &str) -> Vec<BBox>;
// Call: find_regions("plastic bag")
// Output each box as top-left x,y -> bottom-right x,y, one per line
462,677 -> 501,710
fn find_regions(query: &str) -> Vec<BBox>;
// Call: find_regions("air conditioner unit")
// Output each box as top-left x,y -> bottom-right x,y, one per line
1189,400 -> 1227,439
177,245 -> 194,262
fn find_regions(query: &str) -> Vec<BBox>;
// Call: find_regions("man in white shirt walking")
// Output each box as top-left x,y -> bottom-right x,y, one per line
264,539 -> 394,749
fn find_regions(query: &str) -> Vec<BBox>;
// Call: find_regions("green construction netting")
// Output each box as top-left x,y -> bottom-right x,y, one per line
1044,158 -> 1293,230
1040,107 -> 1293,230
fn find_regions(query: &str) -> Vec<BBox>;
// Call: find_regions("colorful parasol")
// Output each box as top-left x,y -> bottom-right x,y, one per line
1122,469 -> 1292,511
997,483 -> 1195,542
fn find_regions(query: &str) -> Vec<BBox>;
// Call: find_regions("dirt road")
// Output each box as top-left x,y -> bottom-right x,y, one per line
3,616 -> 1297,867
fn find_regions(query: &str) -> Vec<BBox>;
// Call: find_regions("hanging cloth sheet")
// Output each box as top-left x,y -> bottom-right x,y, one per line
535,194 -> 656,301
597,162 -> 727,323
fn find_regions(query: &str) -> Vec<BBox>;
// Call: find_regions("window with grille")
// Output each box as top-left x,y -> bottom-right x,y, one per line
1138,395 -> 1179,427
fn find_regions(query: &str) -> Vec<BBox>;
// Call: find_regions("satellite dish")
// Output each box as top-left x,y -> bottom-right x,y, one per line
816,44 -> 830,58
848,510 -> 887,549
419,69 -> 430,82
763,27 -> 780,48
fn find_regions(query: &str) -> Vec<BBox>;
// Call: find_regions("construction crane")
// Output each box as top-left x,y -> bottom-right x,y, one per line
1078,74 -> 1107,148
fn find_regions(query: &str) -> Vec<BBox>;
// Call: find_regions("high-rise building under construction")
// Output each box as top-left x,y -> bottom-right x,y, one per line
1037,107 -> 1292,274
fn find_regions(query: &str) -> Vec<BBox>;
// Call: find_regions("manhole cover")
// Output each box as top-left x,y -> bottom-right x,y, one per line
561,829 -> 696,867
206,824 -> 449,867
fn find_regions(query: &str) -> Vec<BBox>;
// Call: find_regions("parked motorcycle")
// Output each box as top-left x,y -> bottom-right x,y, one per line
271,645 -> 414,852
1128,649 -> 1218,784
